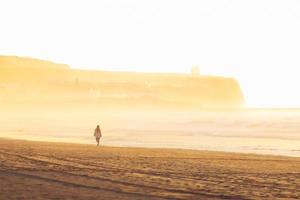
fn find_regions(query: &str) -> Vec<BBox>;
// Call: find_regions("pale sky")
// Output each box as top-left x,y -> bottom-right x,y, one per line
1,0 -> 300,107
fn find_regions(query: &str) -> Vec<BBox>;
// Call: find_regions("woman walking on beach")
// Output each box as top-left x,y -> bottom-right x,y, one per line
94,125 -> 102,146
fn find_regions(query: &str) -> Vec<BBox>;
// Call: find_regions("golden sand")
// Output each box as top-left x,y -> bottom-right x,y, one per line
0,138 -> 299,200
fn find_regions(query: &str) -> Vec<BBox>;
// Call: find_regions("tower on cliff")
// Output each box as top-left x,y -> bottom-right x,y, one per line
191,66 -> 200,76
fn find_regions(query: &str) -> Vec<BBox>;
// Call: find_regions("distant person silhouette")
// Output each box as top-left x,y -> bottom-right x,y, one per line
94,125 -> 102,146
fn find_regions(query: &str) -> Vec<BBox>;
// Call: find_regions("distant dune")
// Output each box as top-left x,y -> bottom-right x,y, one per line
0,56 -> 244,109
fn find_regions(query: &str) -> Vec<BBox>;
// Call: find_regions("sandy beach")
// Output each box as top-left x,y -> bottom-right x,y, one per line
2,1 -> 300,199
0,138 -> 299,200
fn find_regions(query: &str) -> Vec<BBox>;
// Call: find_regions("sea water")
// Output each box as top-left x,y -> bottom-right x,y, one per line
1,109 -> 300,157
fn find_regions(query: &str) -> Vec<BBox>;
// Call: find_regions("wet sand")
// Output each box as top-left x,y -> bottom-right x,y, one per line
0,138 -> 299,200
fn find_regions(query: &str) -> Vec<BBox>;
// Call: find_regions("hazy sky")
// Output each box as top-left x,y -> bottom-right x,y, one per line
1,0 -> 300,107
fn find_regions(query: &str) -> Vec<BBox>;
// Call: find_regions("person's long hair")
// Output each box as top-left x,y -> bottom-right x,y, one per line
96,125 -> 100,131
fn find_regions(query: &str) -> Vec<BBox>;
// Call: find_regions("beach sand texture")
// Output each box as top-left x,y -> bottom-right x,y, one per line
0,139 -> 299,200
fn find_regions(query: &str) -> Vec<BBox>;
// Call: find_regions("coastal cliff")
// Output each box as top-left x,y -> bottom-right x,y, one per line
0,56 -> 244,109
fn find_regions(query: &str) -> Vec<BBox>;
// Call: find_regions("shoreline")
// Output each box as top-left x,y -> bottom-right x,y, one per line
1,136 -> 299,158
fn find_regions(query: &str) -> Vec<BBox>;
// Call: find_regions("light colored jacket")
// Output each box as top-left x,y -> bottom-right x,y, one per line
94,128 -> 102,138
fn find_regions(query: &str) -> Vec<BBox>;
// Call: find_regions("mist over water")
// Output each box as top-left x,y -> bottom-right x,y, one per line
1,108 -> 300,157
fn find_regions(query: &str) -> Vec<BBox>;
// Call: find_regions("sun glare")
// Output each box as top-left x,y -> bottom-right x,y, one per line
1,0 -> 300,108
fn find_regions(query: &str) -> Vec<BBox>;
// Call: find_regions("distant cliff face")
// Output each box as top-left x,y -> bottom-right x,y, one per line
0,56 -> 69,82
0,56 -> 244,109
